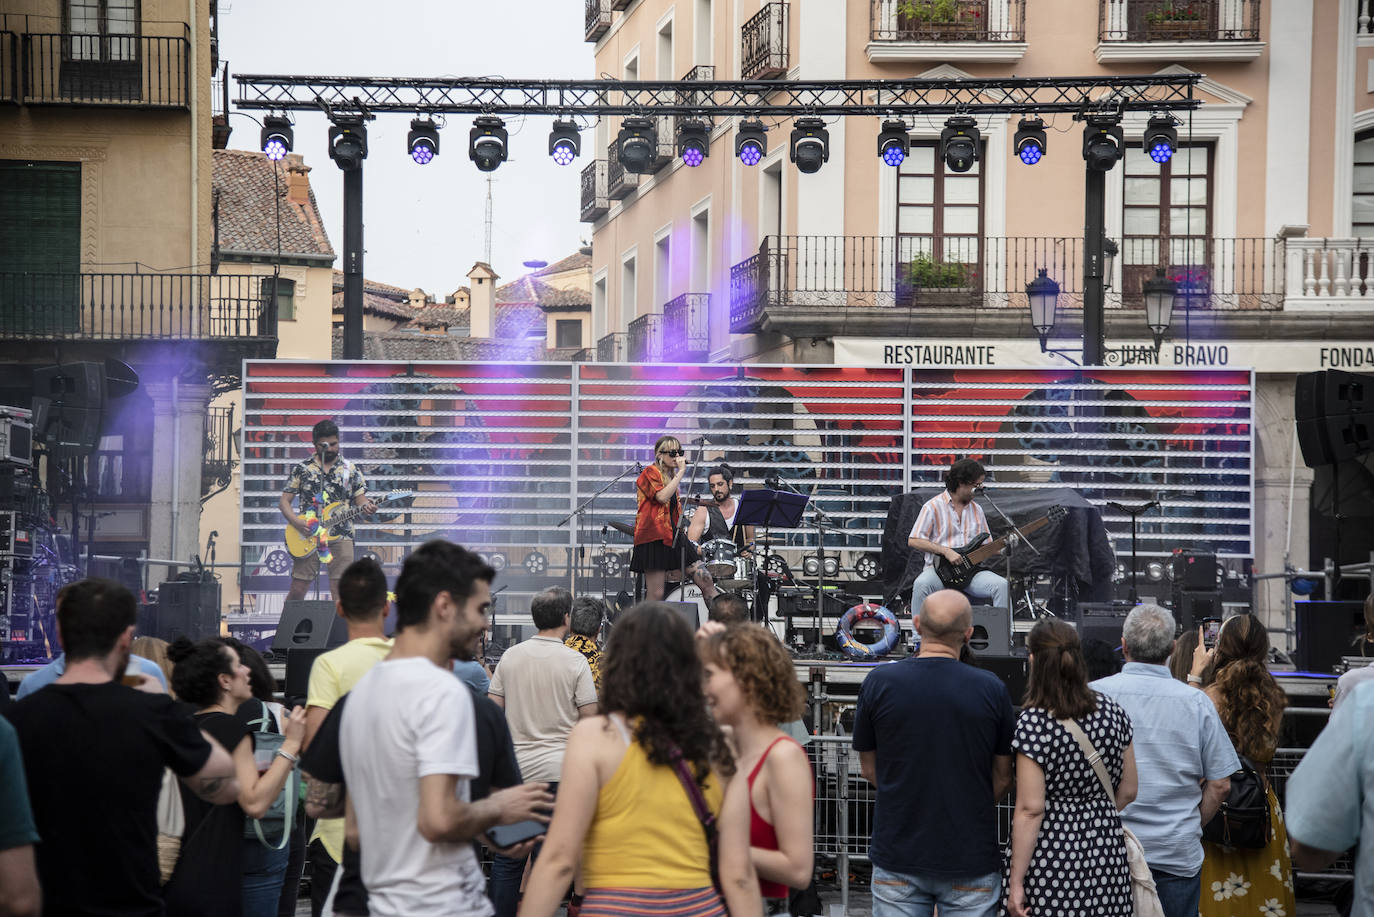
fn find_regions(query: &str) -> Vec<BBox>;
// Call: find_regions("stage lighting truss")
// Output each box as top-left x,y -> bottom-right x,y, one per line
548,119 -> 581,166
327,118 -> 368,171
1143,114 -> 1177,164
677,118 -> 710,167
735,118 -> 767,166
469,116 -> 508,172
523,551 -> 548,575
617,116 -> 657,174
940,116 -> 980,173
1081,114 -> 1124,172
407,118 -> 440,165
1014,117 -> 1047,165
789,117 -> 829,174
876,119 -> 909,167
261,114 -> 293,161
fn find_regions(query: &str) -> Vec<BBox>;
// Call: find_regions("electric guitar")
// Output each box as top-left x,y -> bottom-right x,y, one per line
933,505 -> 1066,589
283,490 -> 414,559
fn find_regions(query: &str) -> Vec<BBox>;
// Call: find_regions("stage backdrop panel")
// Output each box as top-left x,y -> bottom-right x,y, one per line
241,362 -> 1253,603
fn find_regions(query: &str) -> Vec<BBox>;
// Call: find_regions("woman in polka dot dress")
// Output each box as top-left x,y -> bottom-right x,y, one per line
1006,619 -> 1138,917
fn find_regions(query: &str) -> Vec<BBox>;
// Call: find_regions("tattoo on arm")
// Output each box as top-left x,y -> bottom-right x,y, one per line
305,777 -> 346,819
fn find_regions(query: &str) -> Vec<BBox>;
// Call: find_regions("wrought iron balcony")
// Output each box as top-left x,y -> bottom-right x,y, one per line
585,0 -> 612,41
0,272 -> 279,345
627,313 -> 665,362
597,331 -> 627,362
1098,0 -> 1261,43
19,26 -> 191,108
607,154 -> 640,200
675,65 -> 715,137
729,234 -> 1282,334
0,30 -> 16,103
662,293 -> 711,362
741,2 -> 789,80
870,0 -> 1025,42
202,404 -> 237,498
580,160 -> 609,222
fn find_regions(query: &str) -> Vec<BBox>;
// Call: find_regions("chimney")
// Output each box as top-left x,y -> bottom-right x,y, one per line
285,154 -> 312,206
466,262 -> 498,338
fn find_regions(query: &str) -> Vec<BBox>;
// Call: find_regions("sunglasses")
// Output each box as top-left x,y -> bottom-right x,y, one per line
659,449 -> 685,457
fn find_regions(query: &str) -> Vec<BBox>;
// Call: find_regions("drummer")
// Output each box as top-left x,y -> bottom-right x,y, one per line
687,463 -> 754,551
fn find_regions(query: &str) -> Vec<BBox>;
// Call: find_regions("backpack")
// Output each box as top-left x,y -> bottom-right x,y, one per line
243,702 -> 296,849
1201,754 -> 1271,849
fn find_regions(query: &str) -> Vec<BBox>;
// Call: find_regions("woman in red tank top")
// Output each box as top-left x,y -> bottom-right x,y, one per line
699,624 -> 814,902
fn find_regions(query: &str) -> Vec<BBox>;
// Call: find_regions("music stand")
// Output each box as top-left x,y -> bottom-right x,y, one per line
736,489 -> 810,638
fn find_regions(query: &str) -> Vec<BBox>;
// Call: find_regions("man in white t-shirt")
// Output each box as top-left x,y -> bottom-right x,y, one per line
487,586 -> 598,917
341,540 -> 553,917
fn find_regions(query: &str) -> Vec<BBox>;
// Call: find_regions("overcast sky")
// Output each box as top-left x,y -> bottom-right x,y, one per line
219,1 -> 592,296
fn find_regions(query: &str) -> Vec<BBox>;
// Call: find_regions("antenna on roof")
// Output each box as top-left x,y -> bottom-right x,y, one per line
484,174 -> 494,266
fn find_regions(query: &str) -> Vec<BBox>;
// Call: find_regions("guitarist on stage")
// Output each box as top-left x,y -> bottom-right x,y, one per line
906,458 -> 1010,616
279,419 -> 377,601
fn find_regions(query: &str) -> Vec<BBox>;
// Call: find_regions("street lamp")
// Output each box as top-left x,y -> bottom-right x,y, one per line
1142,268 -> 1179,349
1025,268 -> 1060,351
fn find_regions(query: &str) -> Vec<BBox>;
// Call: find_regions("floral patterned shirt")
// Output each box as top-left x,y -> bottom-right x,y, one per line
283,456 -> 367,539
563,634 -> 602,693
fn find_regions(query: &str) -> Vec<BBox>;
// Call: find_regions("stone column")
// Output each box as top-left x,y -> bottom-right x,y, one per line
1252,374 -> 1313,651
146,379 -> 213,579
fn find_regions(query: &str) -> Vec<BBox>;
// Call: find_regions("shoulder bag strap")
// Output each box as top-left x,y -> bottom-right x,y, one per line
667,746 -> 717,835
1058,716 -> 1116,806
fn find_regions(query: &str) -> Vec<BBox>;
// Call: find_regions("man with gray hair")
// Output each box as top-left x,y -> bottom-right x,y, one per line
1091,603 -> 1238,917
563,596 -> 604,693
488,587 -> 598,917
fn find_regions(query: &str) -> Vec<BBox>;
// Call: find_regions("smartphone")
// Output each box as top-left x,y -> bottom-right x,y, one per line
1202,618 -> 1222,649
485,819 -> 546,849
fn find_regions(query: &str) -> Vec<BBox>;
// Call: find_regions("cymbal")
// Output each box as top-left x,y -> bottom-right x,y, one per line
608,520 -> 635,537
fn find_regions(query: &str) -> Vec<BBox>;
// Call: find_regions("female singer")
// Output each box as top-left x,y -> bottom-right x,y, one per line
631,435 -> 703,601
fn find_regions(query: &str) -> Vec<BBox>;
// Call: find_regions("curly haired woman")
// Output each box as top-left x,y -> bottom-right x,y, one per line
521,603 -> 760,917
1190,614 -> 1295,917
699,624 -> 814,903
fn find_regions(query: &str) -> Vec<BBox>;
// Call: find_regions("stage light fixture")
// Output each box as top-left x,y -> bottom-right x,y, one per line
489,552 -> 508,572
1081,114 -> 1124,172
854,553 -> 881,581
735,118 -> 767,166
1014,117 -> 1047,165
406,118 -> 440,165
523,551 -> 548,575
763,553 -> 789,575
548,119 -> 581,166
1145,561 -> 1165,581
802,554 -> 821,576
789,117 -> 829,174
939,116 -> 980,173
877,119 -> 909,167
599,552 -> 623,577
469,116 -> 508,172
616,116 -> 657,174
327,118 -> 368,171
677,119 -> 710,167
261,115 -> 293,162
1143,114 -> 1177,164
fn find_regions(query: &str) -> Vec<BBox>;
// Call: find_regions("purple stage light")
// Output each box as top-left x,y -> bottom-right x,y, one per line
739,142 -> 762,166
881,145 -> 906,167
1018,143 -> 1043,165
1149,141 -> 1174,164
552,140 -> 576,165
410,141 -> 435,165
263,139 -> 287,162
682,145 -> 704,167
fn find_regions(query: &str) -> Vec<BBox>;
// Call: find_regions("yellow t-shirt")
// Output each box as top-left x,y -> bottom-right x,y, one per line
306,636 -> 393,862
580,738 -> 723,889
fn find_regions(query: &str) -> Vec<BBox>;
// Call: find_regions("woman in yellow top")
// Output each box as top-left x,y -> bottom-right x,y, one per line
522,602 -> 761,917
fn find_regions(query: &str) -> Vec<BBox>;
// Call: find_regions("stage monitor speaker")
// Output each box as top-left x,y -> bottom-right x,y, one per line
154,581 -> 221,642
271,600 -> 349,653
1295,601 -> 1366,673
665,601 -> 702,631
1173,551 -> 1219,591
968,605 -> 1011,655
1175,591 -> 1223,632
1078,603 -> 1132,651
975,654 -> 1029,704
284,648 -> 325,704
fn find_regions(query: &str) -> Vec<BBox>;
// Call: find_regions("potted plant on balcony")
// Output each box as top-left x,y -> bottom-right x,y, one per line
895,254 -> 974,306
896,0 -> 985,41
1141,2 -> 1209,39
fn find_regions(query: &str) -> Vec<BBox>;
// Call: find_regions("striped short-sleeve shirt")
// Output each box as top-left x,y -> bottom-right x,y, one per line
909,491 -> 990,570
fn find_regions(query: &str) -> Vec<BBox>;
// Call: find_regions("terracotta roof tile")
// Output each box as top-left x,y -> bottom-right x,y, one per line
213,150 -> 334,259
536,249 -> 592,276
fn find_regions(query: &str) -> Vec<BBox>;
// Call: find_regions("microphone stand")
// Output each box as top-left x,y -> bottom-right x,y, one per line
977,487 -> 1040,631
677,443 -> 706,596
559,461 -> 641,595
772,473 -> 832,654
1106,500 -> 1159,605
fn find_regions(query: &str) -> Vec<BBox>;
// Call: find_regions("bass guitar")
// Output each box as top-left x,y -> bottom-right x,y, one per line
933,505 -> 1066,589
283,490 -> 414,559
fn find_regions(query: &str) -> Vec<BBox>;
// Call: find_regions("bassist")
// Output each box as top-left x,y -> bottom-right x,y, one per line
279,419 -> 377,601
906,459 -> 1009,617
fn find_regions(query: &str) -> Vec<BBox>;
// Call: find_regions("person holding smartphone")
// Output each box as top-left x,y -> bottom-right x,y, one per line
630,435 -> 712,602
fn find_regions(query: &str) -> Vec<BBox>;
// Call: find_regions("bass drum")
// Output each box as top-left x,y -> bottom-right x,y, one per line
663,582 -> 709,628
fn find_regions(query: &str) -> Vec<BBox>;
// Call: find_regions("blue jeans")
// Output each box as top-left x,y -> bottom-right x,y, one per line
1149,867 -> 1200,917
489,782 -> 558,917
911,567 -> 1009,616
871,865 -> 1000,917
242,839 -> 291,917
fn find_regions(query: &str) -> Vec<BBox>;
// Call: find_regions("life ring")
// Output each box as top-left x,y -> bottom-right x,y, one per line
835,604 -> 901,659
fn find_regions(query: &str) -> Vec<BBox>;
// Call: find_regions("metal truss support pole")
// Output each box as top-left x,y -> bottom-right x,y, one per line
342,163 -> 364,360
1083,167 -> 1106,367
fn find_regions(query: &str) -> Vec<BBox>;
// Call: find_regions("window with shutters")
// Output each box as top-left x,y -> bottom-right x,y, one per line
1122,142 -> 1212,303
260,275 -> 295,323
0,160 -> 82,334
1354,131 -> 1374,238
63,0 -> 140,100
895,141 -> 983,295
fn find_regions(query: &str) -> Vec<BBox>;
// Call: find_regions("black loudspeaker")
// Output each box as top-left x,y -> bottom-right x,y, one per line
665,601 -> 702,630
1295,601 -> 1366,673
1295,370 -> 1374,466
271,600 -> 348,653
1176,591 -> 1223,632
976,654 -> 1029,704
1078,603 -> 1132,650
32,362 -> 107,454
969,605 -> 1011,655
284,648 -> 325,704
1173,551 -> 1219,591
153,581 -> 222,642
32,362 -> 106,409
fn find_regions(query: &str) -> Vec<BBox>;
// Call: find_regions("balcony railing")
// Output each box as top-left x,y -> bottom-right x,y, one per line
729,235 -> 1282,333
871,0 -> 1025,42
20,28 -> 190,108
1284,238 -> 1374,308
585,0 -> 612,41
607,154 -> 640,200
628,313 -> 665,362
597,331 -> 627,362
1099,0 -> 1261,42
211,58 -> 231,149
0,31 -> 16,103
202,404 -> 236,498
580,160 -> 609,222
0,272 -> 279,342
675,65 -> 715,137
662,293 -> 711,362
741,2 -> 789,80
1361,0 -> 1374,36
